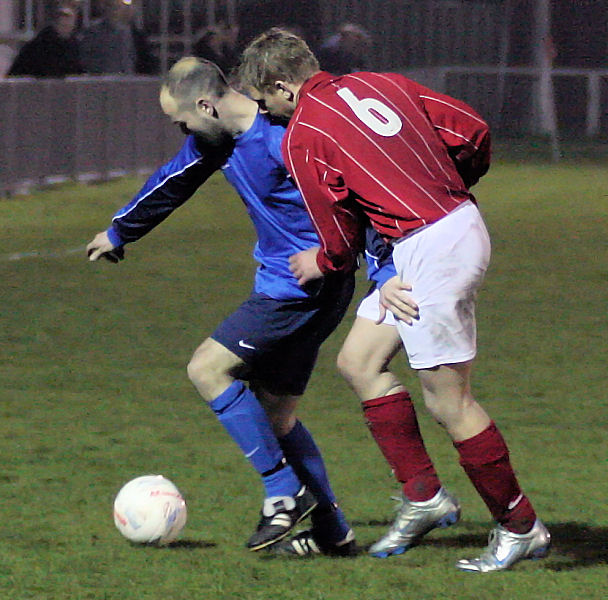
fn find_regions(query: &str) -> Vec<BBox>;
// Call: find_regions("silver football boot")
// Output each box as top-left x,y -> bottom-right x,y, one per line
456,519 -> 551,572
369,487 -> 461,558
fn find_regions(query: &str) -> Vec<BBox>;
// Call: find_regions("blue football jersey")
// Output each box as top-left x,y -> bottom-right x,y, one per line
220,113 -> 319,299
109,113 -> 318,300
107,112 -> 395,300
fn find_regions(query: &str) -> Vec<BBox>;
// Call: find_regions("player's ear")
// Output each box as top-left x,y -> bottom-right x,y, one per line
196,97 -> 217,117
274,81 -> 294,102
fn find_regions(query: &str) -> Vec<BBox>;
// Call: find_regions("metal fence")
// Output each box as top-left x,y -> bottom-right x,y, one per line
0,76 -> 183,195
1,68 -> 606,195
411,66 -> 608,137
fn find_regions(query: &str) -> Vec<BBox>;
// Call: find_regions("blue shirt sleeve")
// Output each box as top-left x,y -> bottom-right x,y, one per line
364,227 -> 397,288
108,135 -> 232,245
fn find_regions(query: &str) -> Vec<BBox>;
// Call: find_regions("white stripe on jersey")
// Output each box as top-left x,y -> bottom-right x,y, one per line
301,150 -> 359,250
433,125 -> 479,149
334,213 -> 354,247
312,156 -> 342,176
315,164 -> 364,249
312,155 -> 392,220
294,119 -> 426,222
371,73 -> 457,179
284,118 -> 333,253
305,92 -> 450,215
345,74 -> 452,181
111,156 -> 203,222
419,94 -> 487,125
444,184 -> 458,205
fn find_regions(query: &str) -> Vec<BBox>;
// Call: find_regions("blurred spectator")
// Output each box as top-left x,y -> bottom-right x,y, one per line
8,5 -> 83,77
79,0 -> 158,75
192,22 -> 240,76
317,23 -> 372,75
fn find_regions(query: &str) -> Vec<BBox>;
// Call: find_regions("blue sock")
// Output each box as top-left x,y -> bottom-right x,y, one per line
210,381 -> 300,498
278,420 -> 350,542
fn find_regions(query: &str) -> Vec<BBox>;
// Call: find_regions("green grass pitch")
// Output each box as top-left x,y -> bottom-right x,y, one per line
1,150 -> 607,599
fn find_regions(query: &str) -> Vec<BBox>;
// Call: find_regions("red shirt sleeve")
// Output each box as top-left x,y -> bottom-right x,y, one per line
411,79 -> 491,187
282,118 -> 362,274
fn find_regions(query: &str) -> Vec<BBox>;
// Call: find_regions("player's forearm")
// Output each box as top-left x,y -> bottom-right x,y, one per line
109,137 -> 214,245
110,182 -> 190,244
314,207 -> 361,274
294,186 -> 358,273
284,150 -> 360,274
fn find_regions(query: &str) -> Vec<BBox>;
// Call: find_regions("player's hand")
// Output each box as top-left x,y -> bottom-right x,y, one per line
377,276 -> 419,324
289,247 -> 323,286
86,231 -> 125,263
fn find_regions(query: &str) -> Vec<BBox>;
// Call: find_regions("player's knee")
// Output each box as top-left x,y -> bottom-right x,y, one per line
186,343 -> 224,389
186,354 -> 201,385
186,354 -> 206,392
268,410 -> 296,438
421,386 -> 473,426
336,345 -> 361,380
337,347 -> 380,398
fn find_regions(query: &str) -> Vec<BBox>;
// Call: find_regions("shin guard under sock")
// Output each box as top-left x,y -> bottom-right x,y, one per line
210,381 -> 300,498
362,392 -> 441,501
454,421 -> 536,533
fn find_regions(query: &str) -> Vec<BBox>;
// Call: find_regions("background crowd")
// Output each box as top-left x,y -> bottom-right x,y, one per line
7,0 -> 159,77
5,0 -> 372,79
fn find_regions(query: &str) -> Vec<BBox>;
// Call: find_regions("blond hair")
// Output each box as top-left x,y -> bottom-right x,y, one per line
238,27 -> 319,92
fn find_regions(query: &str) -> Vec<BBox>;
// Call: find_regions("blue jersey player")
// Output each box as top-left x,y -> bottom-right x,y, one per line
87,57 -> 365,554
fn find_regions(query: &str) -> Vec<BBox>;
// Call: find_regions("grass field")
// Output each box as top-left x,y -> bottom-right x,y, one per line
1,149 -> 607,599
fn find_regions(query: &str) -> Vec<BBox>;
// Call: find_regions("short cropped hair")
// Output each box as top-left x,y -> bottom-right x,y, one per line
162,57 -> 229,108
238,27 -> 319,92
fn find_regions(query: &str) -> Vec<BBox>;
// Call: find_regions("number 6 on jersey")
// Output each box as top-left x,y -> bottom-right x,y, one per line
336,87 -> 403,137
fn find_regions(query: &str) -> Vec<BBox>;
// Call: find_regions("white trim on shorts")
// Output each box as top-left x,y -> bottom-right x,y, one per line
356,287 -> 397,326
391,200 -> 491,369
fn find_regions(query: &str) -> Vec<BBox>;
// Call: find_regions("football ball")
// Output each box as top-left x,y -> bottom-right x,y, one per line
113,475 -> 187,545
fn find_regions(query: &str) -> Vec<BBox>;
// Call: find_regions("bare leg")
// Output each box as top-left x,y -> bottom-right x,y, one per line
187,337 -> 303,507
187,337 -> 245,402
417,361 -> 490,442
338,316 -> 442,502
255,386 -> 299,437
337,316 -> 404,400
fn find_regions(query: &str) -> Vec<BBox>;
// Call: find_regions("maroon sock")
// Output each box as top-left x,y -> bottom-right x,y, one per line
362,392 -> 441,501
454,421 -> 536,533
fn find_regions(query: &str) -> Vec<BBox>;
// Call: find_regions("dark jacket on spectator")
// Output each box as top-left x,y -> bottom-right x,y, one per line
9,25 -> 83,77
79,19 -> 159,75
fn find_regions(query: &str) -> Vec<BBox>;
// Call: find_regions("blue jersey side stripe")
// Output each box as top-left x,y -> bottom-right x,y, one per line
112,156 -> 203,222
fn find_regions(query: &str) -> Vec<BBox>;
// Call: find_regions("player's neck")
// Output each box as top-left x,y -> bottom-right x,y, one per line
217,89 -> 258,138
292,82 -> 305,105
295,72 -> 321,104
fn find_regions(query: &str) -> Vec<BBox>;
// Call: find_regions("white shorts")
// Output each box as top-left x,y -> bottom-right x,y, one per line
356,287 -> 397,326
391,200 -> 491,369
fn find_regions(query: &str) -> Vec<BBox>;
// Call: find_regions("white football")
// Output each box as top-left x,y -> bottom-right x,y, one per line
113,474 -> 187,545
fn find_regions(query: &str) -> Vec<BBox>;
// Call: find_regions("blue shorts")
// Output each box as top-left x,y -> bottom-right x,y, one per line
211,273 -> 355,395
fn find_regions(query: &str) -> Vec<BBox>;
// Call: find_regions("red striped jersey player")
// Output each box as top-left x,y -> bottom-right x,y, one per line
238,28 -> 550,572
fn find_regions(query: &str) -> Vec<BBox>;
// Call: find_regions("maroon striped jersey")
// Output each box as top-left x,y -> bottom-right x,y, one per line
282,71 -> 491,274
